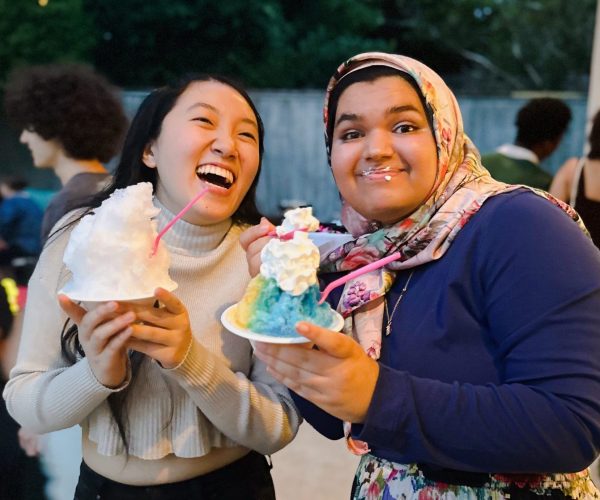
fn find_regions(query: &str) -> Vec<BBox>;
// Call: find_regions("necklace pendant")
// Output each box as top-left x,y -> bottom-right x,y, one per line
383,270 -> 415,337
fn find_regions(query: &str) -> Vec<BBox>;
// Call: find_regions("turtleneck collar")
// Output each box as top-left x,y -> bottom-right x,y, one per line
153,197 -> 232,256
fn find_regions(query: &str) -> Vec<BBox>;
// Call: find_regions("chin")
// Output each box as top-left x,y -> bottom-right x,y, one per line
176,194 -> 237,225
362,208 -> 409,226
194,209 -> 236,226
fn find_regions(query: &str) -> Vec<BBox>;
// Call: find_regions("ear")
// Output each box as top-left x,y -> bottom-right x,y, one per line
142,144 -> 157,168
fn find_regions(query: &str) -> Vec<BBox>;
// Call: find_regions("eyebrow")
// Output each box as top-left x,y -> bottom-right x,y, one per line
334,104 -> 421,128
186,102 -> 259,130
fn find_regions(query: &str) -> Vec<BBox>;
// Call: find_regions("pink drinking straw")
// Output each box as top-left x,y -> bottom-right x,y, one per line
318,251 -> 402,304
150,187 -> 209,256
267,227 -> 308,240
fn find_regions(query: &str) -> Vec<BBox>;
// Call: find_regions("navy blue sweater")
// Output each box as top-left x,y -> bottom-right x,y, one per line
296,190 -> 600,473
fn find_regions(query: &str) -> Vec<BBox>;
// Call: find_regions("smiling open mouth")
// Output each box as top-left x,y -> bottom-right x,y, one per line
196,164 -> 234,189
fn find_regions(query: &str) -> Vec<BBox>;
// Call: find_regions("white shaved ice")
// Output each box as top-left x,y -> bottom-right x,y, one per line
276,207 -> 319,236
61,182 -> 177,301
260,231 -> 320,296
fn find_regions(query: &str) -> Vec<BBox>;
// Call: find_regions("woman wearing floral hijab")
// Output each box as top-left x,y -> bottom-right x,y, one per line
243,52 -> 600,498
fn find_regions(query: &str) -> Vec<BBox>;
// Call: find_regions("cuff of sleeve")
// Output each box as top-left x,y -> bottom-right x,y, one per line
159,337 -> 194,372
291,391 -> 344,440
161,339 -> 210,383
354,363 -> 408,451
83,356 -> 131,393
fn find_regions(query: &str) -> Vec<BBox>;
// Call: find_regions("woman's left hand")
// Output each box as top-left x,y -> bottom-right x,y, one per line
253,321 -> 379,423
126,287 -> 192,369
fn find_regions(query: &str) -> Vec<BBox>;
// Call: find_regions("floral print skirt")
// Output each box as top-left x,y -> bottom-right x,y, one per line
352,454 -> 600,499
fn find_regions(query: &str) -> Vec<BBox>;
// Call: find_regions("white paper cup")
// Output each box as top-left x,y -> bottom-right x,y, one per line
80,300 -> 107,312
80,296 -> 156,312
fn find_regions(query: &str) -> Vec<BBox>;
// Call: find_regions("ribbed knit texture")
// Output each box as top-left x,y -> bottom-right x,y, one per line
4,201 -> 300,459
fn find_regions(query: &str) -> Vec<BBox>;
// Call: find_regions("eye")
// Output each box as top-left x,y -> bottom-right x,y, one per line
339,129 -> 362,141
393,123 -> 417,134
239,131 -> 257,142
192,116 -> 213,125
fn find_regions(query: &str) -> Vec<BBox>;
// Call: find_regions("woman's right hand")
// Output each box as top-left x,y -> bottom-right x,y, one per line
253,321 -> 380,423
58,295 -> 136,388
18,427 -> 43,457
239,217 -> 276,277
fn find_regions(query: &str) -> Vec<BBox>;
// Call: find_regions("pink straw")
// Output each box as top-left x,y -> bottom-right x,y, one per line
150,187 -> 209,256
267,227 -> 308,240
318,251 -> 401,304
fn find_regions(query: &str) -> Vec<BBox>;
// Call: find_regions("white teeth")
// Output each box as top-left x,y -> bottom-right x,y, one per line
195,164 -> 234,184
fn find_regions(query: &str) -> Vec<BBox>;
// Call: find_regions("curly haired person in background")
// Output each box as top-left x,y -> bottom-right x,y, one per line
4,63 -> 128,244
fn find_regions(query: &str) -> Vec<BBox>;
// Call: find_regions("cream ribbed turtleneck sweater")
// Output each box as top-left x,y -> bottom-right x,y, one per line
4,201 -> 300,463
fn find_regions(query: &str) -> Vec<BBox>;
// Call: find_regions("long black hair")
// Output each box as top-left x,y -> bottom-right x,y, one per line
60,73 -> 265,450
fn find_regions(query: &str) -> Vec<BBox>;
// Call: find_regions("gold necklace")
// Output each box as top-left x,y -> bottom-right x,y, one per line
384,271 -> 415,336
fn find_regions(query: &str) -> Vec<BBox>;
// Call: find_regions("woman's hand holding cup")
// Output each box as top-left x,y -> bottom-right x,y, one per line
125,287 -> 192,369
58,296 -> 135,388
239,217 -> 276,277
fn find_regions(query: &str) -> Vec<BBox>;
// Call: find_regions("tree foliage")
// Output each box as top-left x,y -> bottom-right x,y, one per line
378,0 -> 596,93
0,0 -> 595,93
83,0 -> 392,88
0,0 -> 94,84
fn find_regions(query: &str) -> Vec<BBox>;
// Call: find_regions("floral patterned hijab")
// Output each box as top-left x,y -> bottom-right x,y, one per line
320,52 -> 584,359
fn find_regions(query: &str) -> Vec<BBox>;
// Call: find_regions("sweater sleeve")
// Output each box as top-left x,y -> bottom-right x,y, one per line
291,391 -> 344,440
2,214 -> 128,433
163,339 -> 301,455
355,193 -> 600,472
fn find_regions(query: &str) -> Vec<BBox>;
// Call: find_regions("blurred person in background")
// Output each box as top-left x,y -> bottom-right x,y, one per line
0,277 -> 46,499
0,176 -> 43,267
551,109 -> 600,249
4,63 -> 128,244
482,97 -> 572,190
3,63 -> 128,500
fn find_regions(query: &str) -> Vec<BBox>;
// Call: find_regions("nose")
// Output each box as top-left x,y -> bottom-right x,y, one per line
19,129 -> 29,144
364,129 -> 393,162
211,128 -> 237,159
